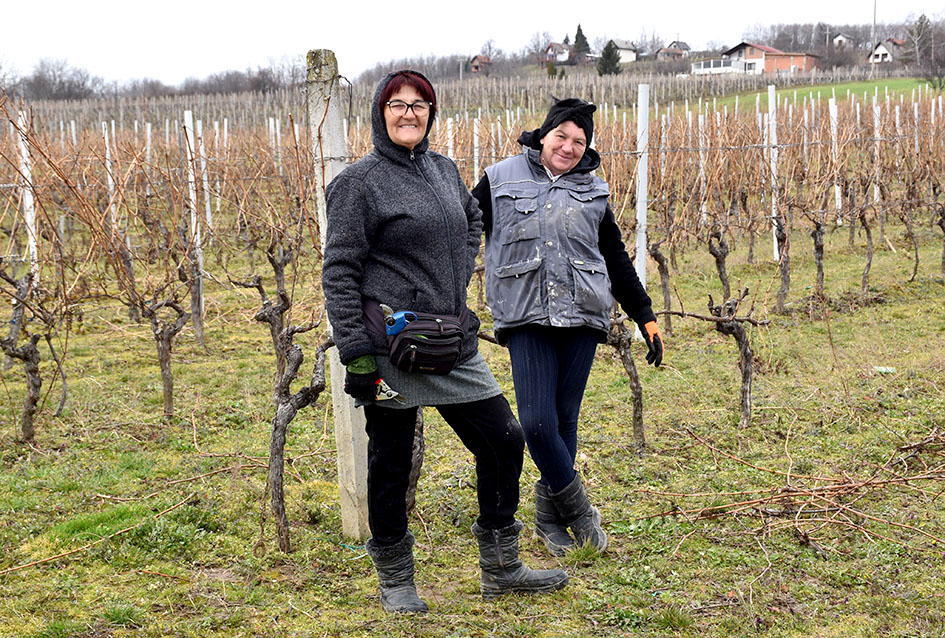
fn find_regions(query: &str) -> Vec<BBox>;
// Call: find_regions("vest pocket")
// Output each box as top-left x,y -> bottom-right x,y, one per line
570,258 -> 613,315
566,183 -> 610,202
495,185 -> 540,245
565,185 -> 609,244
490,257 -> 543,322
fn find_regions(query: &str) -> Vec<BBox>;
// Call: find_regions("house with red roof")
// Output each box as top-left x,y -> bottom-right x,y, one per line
692,42 -> 820,75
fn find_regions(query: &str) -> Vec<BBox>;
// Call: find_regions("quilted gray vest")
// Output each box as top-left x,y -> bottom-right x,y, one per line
484,148 -> 614,335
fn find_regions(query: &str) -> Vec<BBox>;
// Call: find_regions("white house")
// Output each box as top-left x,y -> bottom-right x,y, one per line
868,41 -> 893,64
544,42 -> 575,64
607,39 -> 639,64
832,33 -> 854,49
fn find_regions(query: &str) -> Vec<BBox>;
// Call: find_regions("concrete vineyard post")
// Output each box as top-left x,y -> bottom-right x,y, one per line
183,111 -> 206,328
634,84 -> 649,299
473,118 -> 479,183
183,112 -> 201,246
213,121 -> 221,215
698,113 -> 707,225
873,99 -> 881,208
307,49 -> 369,540
768,85 -> 779,260
16,112 -> 38,284
145,123 -> 152,202
275,118 -> 283,178
829,98 -> 842,225
101,122 -> 116,228
221,119 -> 229,216
490,122 -> 496,163
196,120 -> 213,242
447,117 -> 454,160
913,103 -> 919,156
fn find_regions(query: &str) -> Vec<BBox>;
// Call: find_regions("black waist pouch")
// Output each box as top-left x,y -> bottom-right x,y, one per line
388,313 -> 466,375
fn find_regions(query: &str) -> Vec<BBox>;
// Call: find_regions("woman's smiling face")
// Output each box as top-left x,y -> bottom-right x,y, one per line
384,85 -> 428,150
539,120 -> 587,175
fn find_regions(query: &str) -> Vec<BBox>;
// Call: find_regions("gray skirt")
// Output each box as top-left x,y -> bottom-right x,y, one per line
357,351 -> 502,409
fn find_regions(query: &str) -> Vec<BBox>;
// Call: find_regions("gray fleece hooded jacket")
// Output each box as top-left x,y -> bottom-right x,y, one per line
322,71 -> 483,365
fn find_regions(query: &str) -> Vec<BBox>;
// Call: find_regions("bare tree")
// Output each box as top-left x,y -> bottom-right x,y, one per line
525,32 -> 553,66
20,59 -> 103,100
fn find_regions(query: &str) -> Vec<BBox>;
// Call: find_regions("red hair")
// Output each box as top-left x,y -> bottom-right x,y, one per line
378,70 -> 437,119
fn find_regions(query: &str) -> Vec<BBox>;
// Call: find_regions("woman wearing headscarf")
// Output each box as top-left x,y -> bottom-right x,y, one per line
322,70 -> 567,614
473,97 -> 664,556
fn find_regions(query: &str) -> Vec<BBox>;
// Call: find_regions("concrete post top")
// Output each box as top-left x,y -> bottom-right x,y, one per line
307,50 -> 339,77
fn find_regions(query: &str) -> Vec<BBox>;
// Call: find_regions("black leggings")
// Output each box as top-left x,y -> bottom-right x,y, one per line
364,394 -> 525,546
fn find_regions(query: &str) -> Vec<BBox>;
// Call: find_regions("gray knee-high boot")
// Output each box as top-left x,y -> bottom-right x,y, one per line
365,532 -> 429,613
549,474 -> 608,552
534,481 -> 575,556
471,520 -> 569,599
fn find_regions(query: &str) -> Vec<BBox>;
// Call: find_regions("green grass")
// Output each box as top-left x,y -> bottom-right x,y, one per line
1,220 -> 945,636
714,77 -> 933,112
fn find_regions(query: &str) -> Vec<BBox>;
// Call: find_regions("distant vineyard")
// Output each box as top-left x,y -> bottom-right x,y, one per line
3,72 -> 942,267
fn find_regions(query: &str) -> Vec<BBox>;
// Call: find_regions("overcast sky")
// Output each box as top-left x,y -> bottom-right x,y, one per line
1,0 -> 940,86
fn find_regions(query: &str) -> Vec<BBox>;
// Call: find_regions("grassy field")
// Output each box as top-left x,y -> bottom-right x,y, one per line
715,77 -> 929,112
1,219 -> 944,637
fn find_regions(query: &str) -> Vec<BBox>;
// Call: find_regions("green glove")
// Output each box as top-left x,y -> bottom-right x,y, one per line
347,355 -> 377,374
344,355 -> 378,402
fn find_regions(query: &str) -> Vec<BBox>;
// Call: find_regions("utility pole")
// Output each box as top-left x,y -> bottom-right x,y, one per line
870,0 -> 877,79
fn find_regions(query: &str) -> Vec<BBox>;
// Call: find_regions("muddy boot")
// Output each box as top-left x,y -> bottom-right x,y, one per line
471,520 -> 568,599
365,532 -> 429,613
534,481 -> 575,556
549,474 -> 608,552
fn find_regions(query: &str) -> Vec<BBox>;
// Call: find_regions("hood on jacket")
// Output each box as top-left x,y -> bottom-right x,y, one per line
517,128 -> 601,175
371,70 -> 437,159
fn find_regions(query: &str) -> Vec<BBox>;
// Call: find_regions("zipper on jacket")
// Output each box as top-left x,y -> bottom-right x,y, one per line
412,153 -> 460,313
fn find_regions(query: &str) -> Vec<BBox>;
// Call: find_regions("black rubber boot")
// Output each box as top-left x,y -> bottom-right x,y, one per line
534,481 -> 575,556
365,532 -> 429,613
549,474 -> 608,552
471,520 -> 569,600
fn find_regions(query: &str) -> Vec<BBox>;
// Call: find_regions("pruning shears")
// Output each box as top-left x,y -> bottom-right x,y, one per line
375,378 -> 406,404
379,303 -> 417,336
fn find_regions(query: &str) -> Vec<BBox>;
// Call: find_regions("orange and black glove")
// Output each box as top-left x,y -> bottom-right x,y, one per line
642,321 -> 663,367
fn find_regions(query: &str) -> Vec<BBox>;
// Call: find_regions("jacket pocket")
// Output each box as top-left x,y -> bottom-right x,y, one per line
495,183 -> 540,245
570,258 -> 613,315
564,183 -> 609,244
489,257 -> 543,323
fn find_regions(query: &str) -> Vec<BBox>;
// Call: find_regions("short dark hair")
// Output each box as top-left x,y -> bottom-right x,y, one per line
379,70 -> 437,120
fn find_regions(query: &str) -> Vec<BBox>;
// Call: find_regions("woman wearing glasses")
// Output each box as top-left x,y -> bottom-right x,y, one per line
322,70 -> 567,614
473,97 -> 663,557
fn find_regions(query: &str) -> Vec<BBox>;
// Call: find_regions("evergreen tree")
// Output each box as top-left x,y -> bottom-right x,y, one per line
563,34 -> 570,45
574,25 -> 590,54
597,40 -> 622,76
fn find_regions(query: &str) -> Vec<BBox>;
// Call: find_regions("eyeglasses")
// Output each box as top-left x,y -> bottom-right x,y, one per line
386,100 -> 432,117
